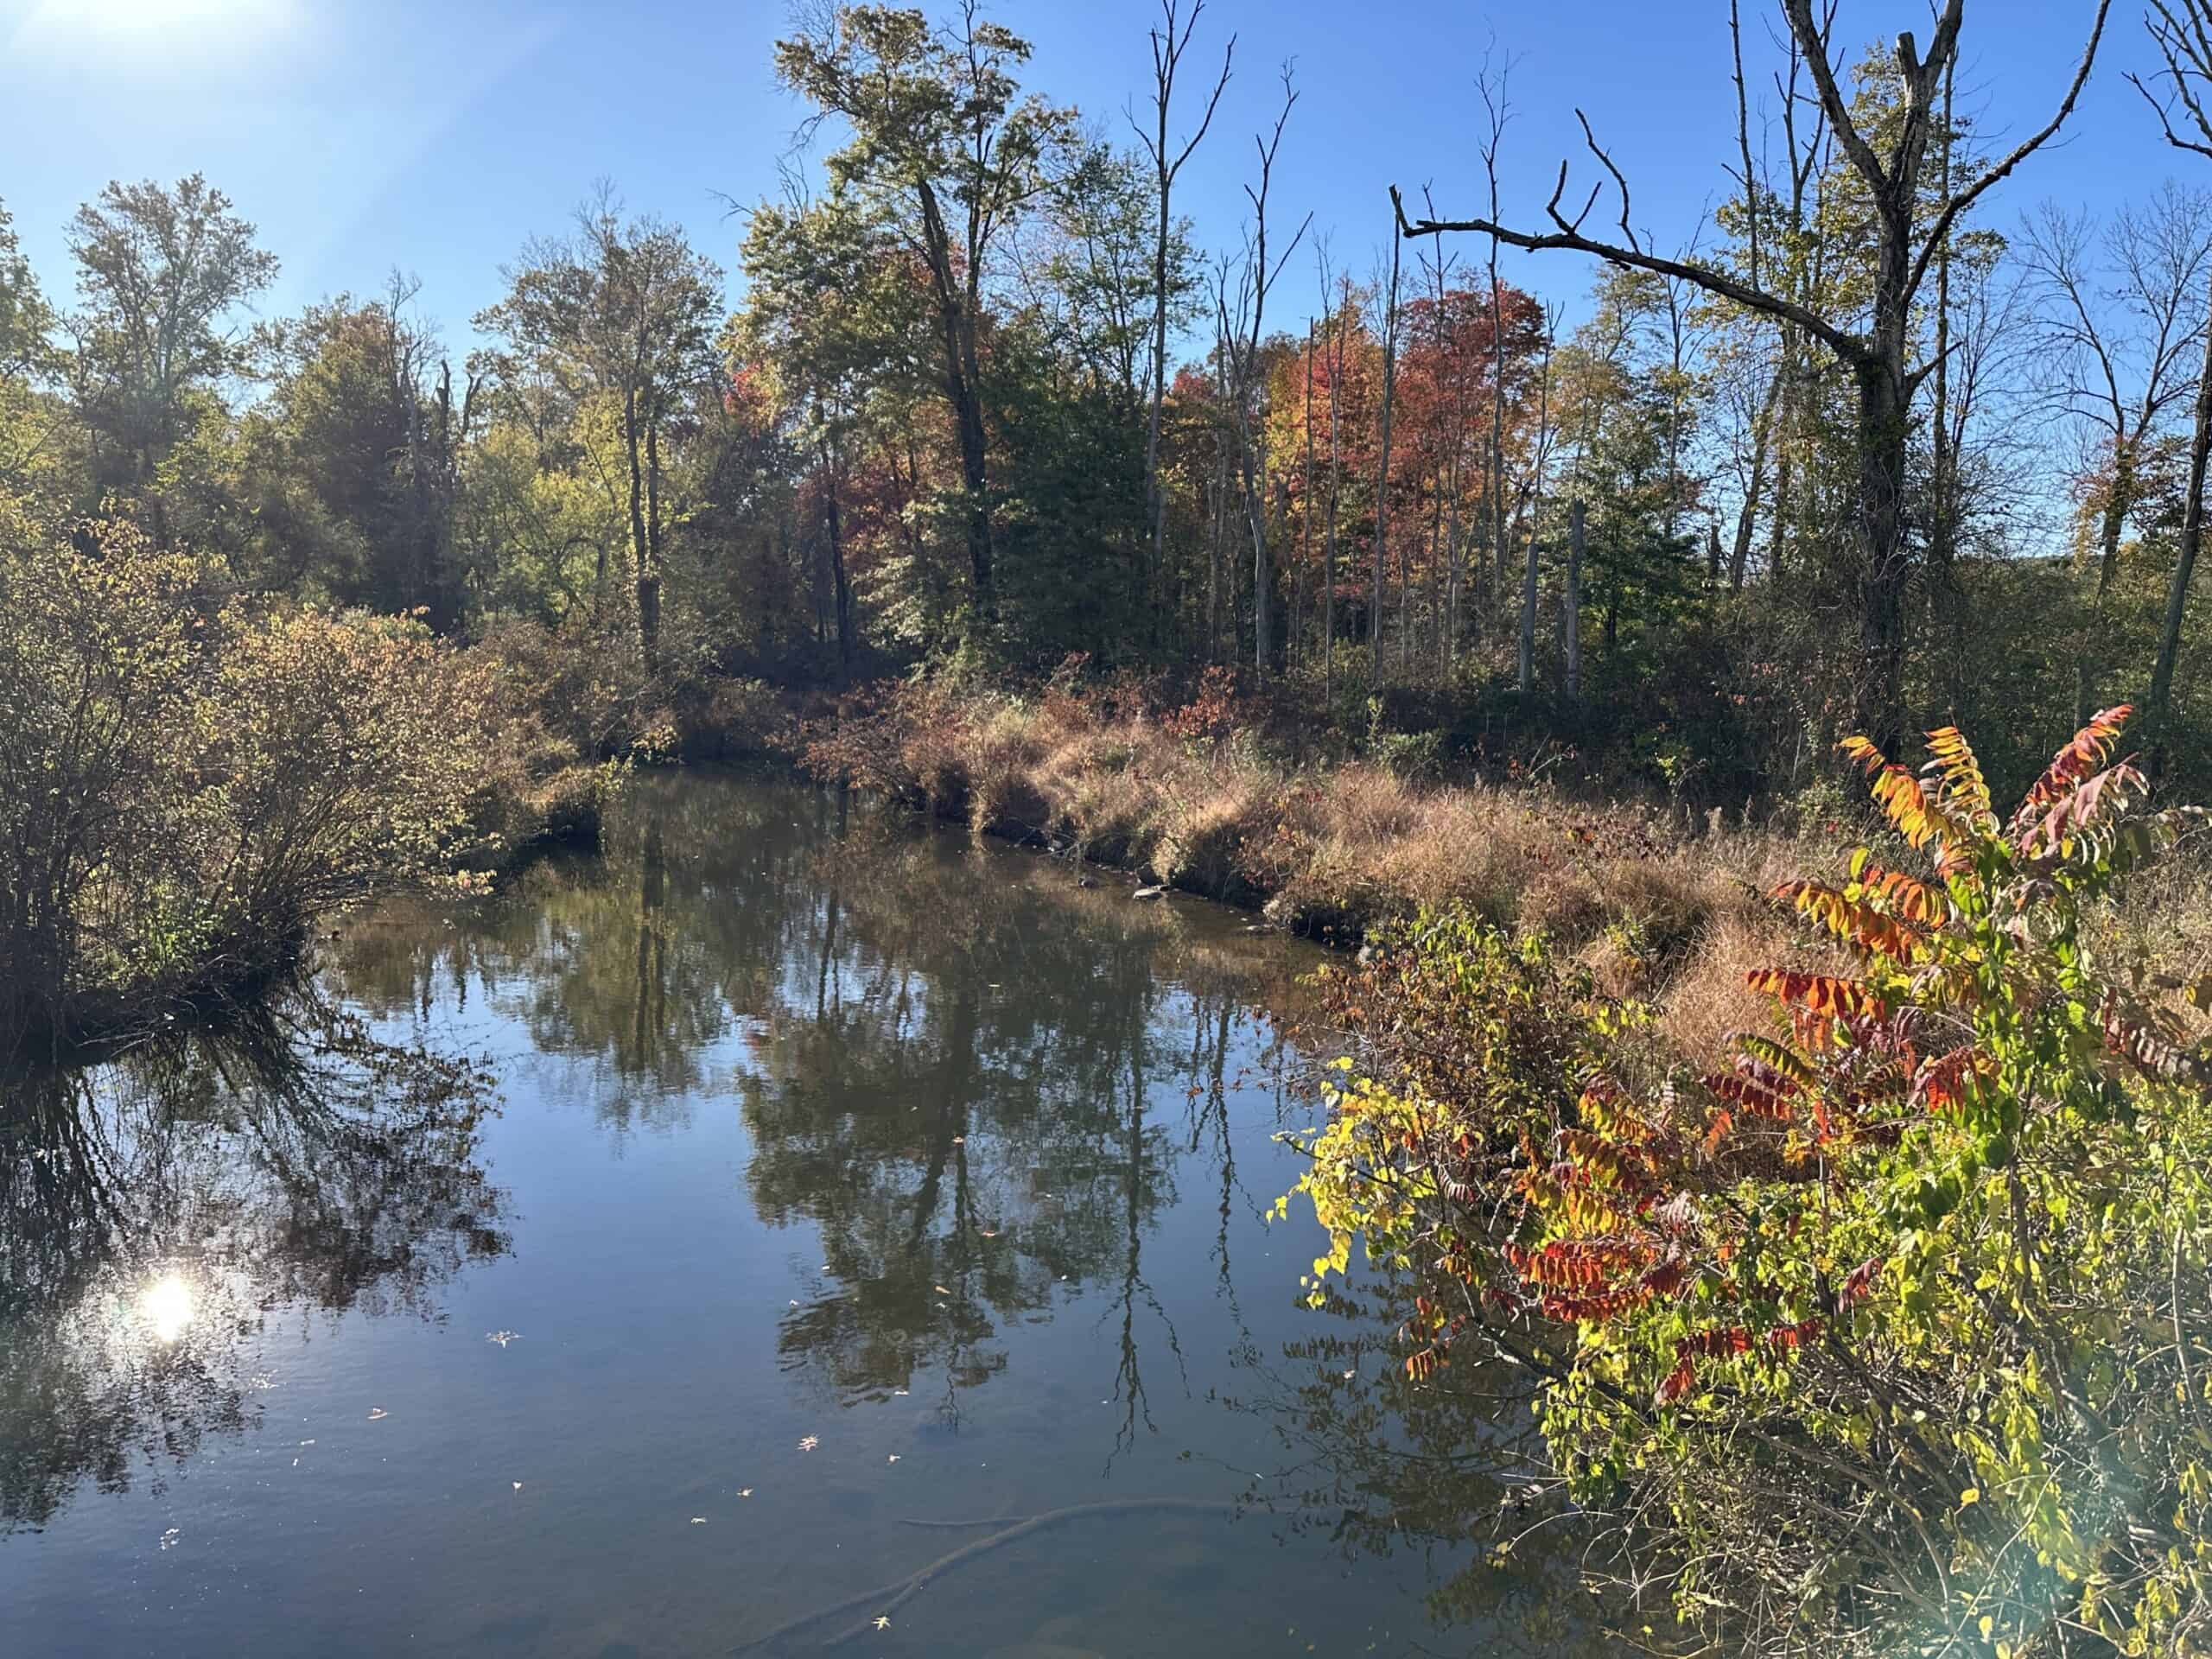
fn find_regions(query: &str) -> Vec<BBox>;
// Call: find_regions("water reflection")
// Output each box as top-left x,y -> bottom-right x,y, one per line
0,995 -> 507,1534
331,779 -> 1317,1435
1217,1273 -> 1618,1656
5,773 -> 1599,1656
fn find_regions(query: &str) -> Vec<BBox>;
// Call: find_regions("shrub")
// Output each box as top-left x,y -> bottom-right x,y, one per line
1296,709 -> 2212,1658
0,512 -> 508,1052
689,676 -> 790,760
472,613 -> 652,761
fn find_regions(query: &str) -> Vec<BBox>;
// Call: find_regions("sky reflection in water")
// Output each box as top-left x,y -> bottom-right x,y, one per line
0,774 -> 1593,1657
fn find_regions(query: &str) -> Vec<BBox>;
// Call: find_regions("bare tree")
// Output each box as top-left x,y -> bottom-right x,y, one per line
2133,0 -> 2212,767
1294,312 -> 1313,678
1214,64 -> 1310,674
1133,1 -> 1233,616
1566,497 -> 1585,702
1395,0 -> 2113,739
2020,190 -> 2212,724
1308,247 -> 1335,700
1372,224 -> 1403,678
1475,52 -> 1514,642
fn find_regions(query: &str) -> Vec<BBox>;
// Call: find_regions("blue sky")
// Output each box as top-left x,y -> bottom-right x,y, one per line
0,0 -> 2171,356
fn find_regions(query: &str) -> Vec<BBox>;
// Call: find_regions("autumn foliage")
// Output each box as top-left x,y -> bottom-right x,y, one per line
1295,709 -> 2212,1657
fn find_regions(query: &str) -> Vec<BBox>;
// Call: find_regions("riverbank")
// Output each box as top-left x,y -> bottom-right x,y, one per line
790,677 -> 2212,1074
791,679 -> 1821,1071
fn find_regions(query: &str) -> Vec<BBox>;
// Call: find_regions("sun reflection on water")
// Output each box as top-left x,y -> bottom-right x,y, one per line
139,1274 -> 195,1343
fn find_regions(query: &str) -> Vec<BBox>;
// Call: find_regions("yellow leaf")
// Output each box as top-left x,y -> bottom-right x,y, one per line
1960,1487 -> 1980,1506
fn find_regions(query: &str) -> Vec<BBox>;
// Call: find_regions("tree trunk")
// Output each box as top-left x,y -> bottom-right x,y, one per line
624,385 -> 658,678
645,411 -> 667,681
1207,440 -> 1229,660
948,351 -> 993,624
1145,180 -> 1173,628
2151,271 -> 2212,771
1517,523 -> 1538,694
1325,310 -> 1346,699
1242,445 -> 1270,675
1488,241 -> 1509,638
2077,450 -> 2131,728
1446,497 -> 1461,663
1374,235 -> 1402,681
1851,350 -> 1911,748
917,180 -> 995,629
1769,331 -> 1799,581
1292,318 -> 1309,690
821,433 -> 853,683
1731,364 -> 1783,591
1565,498 -> 1584,702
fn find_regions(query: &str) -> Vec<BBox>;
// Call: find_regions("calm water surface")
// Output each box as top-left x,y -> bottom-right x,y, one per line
0,774 -> 1581,1657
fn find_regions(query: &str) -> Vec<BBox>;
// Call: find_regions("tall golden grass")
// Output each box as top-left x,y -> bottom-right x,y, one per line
797,682 -> 1877,1070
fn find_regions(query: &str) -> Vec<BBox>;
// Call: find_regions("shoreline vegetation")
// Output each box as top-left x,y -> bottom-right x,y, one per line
792,671 -> 2212,1075
1289,709 -> 2212,1659
0,509 -> 616,1061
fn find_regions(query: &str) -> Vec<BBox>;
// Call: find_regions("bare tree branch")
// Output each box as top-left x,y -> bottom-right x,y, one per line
1732,0 -> 1762,292
1390,183 -> 1858,357
1575,110 -> 1640,253
1780,0 -> 1902,196
2135,0 -> 2212,161
1908,0 -> 2113,303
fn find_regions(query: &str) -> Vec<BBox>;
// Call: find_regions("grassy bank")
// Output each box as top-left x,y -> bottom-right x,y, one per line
795,675 -> 2212,1073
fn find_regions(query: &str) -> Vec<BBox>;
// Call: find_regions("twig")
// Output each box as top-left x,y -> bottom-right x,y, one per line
732,1497 -> 1259,1653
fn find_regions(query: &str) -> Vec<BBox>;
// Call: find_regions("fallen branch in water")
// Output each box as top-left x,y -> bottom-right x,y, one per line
731,1497 -> 1258,1652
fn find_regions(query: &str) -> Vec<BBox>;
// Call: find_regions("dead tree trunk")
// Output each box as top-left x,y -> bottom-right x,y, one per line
1374,231 -> 1402,681
1394,0 -> 2113,744
1565,498 -> 1585,702
2152,279 -> 2212,767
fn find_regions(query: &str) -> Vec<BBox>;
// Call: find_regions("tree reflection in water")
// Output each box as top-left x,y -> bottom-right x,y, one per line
0,993 -> 507,1533
313,772 -> 1606,1651
331,776 -> 1315,1437
1207,1268 -> 1630,1657
736,798 -> 1198,1427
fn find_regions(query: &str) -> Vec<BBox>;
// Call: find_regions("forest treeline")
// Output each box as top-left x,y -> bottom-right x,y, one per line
5,2 -> 2211,809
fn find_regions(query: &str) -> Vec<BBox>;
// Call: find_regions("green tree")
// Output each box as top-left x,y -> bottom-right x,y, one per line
0,198 -> 60,494
776,3 -> 1075,640
64,174 -> 276,535
246,279 -> 476,625
734,189 -> 927,677
475,191 -> 721,677
0,199 -> 52,389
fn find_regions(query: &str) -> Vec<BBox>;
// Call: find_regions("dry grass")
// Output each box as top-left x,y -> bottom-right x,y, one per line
805,684 -> 2212,1070
1657,911 -> 1847,1071
801,683 -> 1869,1071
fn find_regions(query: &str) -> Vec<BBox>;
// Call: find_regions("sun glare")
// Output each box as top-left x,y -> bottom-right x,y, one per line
24,0 -> 296,41
139,1274 -> 195,1344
